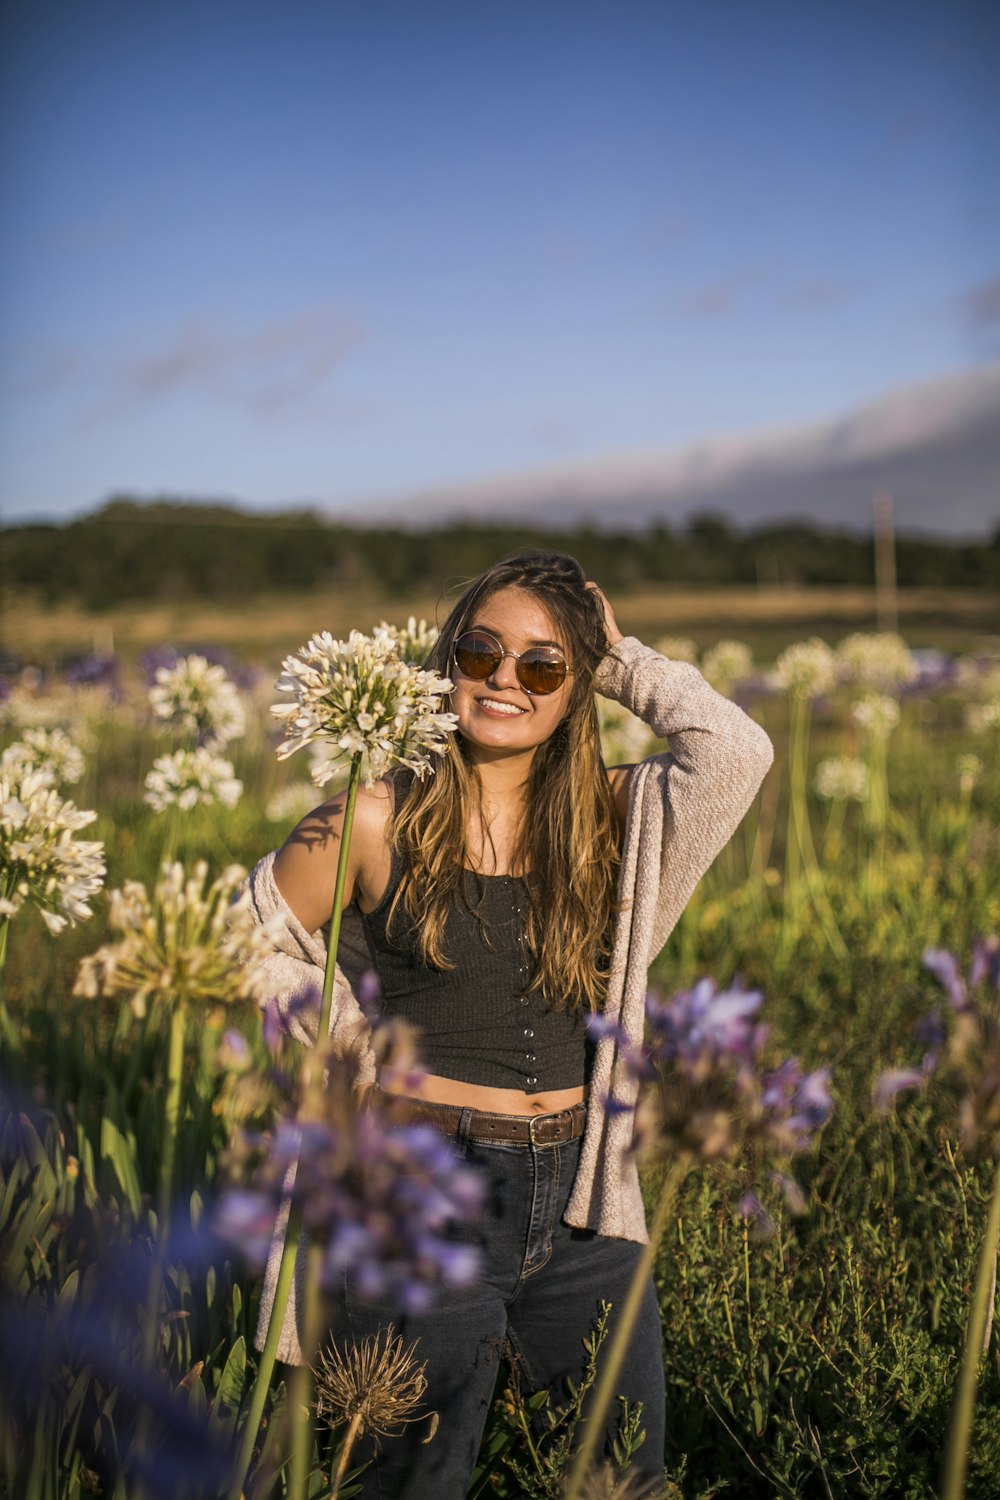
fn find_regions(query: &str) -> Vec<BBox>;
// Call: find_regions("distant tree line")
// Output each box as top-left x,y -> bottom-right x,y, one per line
2,497 -> 998,608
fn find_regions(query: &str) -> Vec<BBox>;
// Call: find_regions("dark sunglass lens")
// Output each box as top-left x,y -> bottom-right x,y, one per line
454,632 -> 501,679
518,652 -> 567,695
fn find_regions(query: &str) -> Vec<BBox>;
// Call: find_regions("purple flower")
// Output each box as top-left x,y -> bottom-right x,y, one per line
61,652 -> 119,689
762,1060 -> 834,1148
216,1106 -> 486,1313
874,1063 -> 935,1112
923,948 -> 970,1012
647,978 -> 764,1069
140,645 -> 179,683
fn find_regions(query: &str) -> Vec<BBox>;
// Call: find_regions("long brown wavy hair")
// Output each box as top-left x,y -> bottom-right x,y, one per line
389,551 -> 620,1013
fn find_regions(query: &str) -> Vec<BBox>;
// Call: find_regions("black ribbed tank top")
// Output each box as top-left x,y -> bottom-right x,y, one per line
359,777 -> 591,1093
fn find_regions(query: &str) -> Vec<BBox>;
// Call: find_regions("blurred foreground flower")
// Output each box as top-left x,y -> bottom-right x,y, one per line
0,764 -> 105,942
215,1048 -> 485,1315
74,860 -> 279,1018
149,654 -> 246,748
0,726 -> 85,787
143,748 -> 243,813
272,629 -> 457,789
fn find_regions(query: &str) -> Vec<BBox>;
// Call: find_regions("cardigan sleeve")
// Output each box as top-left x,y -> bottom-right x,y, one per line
244,851 -> 376,1082
596,637 -> 774,962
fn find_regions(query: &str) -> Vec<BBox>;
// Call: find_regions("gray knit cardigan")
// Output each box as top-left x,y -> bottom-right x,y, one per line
245,637 -> 774,1363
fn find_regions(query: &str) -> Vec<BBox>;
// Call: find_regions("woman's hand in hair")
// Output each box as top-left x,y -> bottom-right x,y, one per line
586,581 -> 624,648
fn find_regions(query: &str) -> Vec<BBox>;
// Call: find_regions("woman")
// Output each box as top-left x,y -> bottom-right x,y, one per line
248,552 -> 773,1496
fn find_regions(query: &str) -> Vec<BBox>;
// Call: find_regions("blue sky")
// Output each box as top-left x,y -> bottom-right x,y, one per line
1,0 -> 997,524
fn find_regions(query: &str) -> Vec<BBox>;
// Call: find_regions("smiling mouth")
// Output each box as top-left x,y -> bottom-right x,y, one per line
475,697 -> 527,716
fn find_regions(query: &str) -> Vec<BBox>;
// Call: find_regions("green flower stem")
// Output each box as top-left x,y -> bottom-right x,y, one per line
940,1155 -> 1000,1500
0,916 -> 9,976
305,753 -> 363,1101
133,1001 -> 189,1484
228,1201 -> 304,1500
563,1162 -> 688,1500
287,1240 -> 325,1500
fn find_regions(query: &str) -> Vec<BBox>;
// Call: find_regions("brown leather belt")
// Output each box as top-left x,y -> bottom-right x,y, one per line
375,1093 -> 587,1147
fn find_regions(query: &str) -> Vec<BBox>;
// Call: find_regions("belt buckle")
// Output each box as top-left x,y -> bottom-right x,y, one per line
528,1113 -> 546,1145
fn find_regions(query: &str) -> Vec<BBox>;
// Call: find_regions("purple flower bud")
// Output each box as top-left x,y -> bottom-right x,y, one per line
218,1029 -> 252,1072
874,1067 -> 930,1112
916,1010 -> 946,1049
923,948 -> 969,1012
739,1189 -> 776,1239
356,967 -> 382,1018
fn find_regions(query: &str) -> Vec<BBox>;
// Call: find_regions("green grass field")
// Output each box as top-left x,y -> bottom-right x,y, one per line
2,614 -> 1000,1497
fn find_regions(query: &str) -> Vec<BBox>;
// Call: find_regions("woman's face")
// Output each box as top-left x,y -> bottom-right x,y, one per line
450,586 -> 574,762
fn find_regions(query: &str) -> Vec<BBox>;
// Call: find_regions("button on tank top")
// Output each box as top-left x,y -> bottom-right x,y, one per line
359,778 -> 592,1093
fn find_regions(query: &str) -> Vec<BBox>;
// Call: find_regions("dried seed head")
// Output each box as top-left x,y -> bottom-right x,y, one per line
578,1461 -> 670,1499
314,1327 -> 430,1444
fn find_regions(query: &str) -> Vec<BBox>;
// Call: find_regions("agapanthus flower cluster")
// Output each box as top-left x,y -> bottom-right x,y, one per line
0,764 -> 105,935
143,748 -> 243,813
74,860 -> 280,1018
850,692 -> 901,740
148,654 -> 246,748
215,1024 -> 485,1314
597,697 -> 654,767
272,629 -> 458,789
700,640 -> 754,694
836,632 -> 917,691
814,755 -> 869,802
0,727 -> 85,787
769,638 -> 838,700
374,616 -> 440,666
588,978 -> 834,1230
876,938 -> 1000,1155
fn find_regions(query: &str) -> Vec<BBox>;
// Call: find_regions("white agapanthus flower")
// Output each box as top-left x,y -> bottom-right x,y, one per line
0,766 -> 105,935
149,654 -> 246,748
836,632 -> 918,690
0,727 -> 85,787
143,748 -> 243,813
654,636 -> 698,664
701,640 -> 754,693
272,630 -> 458,788
851,693 -> 901,739
597,697 -> 655,767
814,756 -> 869,802
74,860 -> 282,1018
770,638 -> 838,700
374,616 -> 440,666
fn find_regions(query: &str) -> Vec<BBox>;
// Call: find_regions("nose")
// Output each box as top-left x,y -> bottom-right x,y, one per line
486,651 -> 521,692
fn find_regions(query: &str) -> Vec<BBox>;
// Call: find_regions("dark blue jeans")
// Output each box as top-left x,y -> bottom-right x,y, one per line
332,1128 -> 666,1499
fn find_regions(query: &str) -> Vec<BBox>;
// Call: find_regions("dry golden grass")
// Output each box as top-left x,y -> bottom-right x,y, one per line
1,584 -> 996,664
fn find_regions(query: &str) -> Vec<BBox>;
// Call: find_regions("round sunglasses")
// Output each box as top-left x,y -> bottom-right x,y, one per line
452,629 -> 572,696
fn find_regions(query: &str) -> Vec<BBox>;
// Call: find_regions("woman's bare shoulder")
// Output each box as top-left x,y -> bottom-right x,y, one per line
273,778 -> 394,931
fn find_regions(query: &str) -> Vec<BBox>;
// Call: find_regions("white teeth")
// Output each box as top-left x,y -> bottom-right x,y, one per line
478,699 -> 525,715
